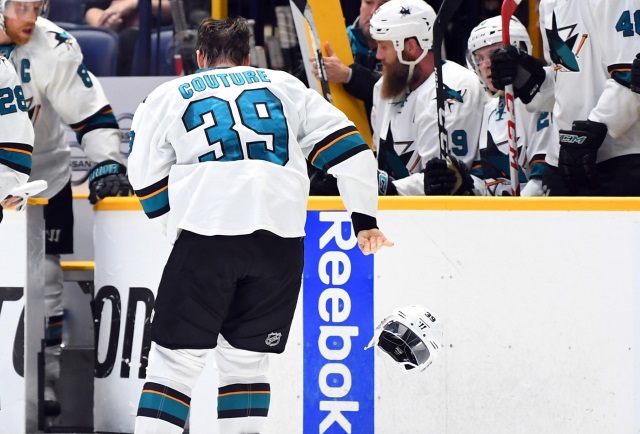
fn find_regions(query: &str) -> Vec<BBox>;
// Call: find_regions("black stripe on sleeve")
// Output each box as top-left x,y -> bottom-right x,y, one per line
135,176 -> 169,198
307,125 -> 358,162
322,144 -> 370,171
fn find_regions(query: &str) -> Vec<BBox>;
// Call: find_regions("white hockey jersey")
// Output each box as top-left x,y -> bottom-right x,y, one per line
128,66 -> 379,242
0,57 -> 34,201
533,0 -> 640,166
4,18 -> 121,198
479,94 -> 552,196
371,60 -> 485,196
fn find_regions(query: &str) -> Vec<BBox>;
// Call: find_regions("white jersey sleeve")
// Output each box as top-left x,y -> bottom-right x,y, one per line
537,0 -> 640,165
12,18 -> 121,197
0,57 -> 34,201
128,67 -> 378,241
526,66 -> 556,113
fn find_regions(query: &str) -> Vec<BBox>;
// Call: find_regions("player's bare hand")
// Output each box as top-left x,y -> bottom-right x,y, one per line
310,42 -> 351,84
357,228 -> 394,255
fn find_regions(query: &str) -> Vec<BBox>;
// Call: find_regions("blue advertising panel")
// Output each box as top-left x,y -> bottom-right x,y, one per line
303,210 -> 375,434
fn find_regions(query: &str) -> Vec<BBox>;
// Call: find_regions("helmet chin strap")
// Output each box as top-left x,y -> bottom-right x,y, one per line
396,48 -> 429,85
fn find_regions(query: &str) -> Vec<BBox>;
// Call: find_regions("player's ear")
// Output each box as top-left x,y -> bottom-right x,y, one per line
196,50 -> 206,68
406,37 -> 422,58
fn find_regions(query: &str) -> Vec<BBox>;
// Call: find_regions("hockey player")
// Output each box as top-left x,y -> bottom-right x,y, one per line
0,0 -> 132,416
467,16 -> 551,196
370,0 -> 485,196
307,0 -> 389,196
0,54 -> 34,223
127,16 -> 392,434
490,0 -> 640,196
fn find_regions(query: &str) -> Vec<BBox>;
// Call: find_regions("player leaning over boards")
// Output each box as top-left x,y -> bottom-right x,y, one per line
490,0 -> 640,196
0,0 -> 132,417
466,16 -> 552,196
0,54 -> 34,223
127,16 -> 393,434
370,0 -> 486,197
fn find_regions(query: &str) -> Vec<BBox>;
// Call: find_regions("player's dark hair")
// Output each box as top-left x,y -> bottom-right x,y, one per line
196,17 -> 251,67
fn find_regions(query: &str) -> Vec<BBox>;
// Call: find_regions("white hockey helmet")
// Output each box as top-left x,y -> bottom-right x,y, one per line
365,304 -> 443,372
370,0 -> 437,67
466,16 -> 532,93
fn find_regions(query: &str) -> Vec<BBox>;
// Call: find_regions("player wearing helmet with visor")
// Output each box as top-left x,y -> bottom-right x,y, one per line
466,16 -> 551,196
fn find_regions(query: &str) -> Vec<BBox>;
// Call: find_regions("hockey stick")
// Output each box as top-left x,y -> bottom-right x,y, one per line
290,0 -> 333,103
433,0 -> 464,159
501,0 -> 523,196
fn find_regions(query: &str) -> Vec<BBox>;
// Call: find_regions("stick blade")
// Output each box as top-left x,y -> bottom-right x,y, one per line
501,0 -> 524,44
501,0 -> 524,17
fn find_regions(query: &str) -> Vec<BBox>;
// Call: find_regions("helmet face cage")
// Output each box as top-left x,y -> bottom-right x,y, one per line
466,16 -> 532,94
369,0 -> 437,67
366,305 -> 443,373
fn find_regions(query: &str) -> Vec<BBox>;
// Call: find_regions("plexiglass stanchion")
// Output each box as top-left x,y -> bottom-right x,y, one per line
0,198 -> 46,433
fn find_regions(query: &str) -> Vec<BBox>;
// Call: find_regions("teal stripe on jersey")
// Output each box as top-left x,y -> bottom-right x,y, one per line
139,390 -> 189,422
139,188 -> 169,217
73,108 -> 119,144
218,392 -> 270,411
0,149 -> 32,173
612,70 -> 631,86
312,132 -> 366,169
530,161 -> 546,179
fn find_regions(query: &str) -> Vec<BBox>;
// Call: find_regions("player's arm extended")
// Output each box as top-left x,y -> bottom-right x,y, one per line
127,92 -> 175,236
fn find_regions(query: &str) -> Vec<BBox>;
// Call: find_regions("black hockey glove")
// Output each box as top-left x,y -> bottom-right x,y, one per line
378,170 -> 398,195
558,120 -> 607,192
88,160 -> 133,205
631,53 -> 640,93
424,156 -> 473,196
490,45 -> 546,104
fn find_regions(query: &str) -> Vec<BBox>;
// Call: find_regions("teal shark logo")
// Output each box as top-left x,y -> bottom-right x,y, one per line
545,12 -> 586,72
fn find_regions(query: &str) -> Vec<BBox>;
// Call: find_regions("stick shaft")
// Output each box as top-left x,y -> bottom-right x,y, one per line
501,0 -> 523,196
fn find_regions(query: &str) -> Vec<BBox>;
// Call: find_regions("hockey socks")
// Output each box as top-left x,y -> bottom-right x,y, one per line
136,381 -> 191,434
218,382 -> 271,434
